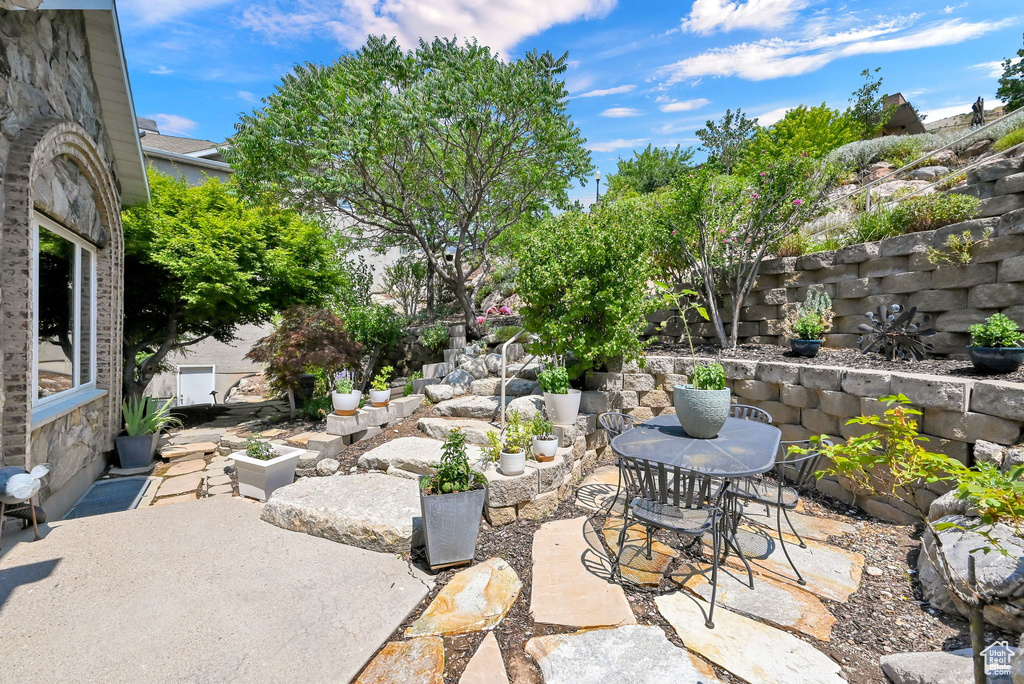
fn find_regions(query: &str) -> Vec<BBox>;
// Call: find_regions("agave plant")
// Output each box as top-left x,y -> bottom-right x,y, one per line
857,304 -> 935,361
122,397 -> 182,436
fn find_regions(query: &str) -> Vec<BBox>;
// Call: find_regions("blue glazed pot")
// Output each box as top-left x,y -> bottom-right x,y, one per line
968,346 -> 1024,374
790,338 -> 823,358
673,385 -> 731,439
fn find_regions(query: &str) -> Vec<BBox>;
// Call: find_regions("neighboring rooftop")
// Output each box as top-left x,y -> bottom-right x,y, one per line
140,131 -> 222,156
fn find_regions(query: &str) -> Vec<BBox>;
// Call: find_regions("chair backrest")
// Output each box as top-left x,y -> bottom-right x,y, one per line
776,439 -> 831,488
599,412 -> 634,438
618,454 -> 717,510
730,404 -> 773,424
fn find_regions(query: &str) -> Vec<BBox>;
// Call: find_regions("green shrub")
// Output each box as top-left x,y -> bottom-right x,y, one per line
371,365 -> 393,392
788,292 -> 833,340
690,363 -> 726,391
492,325 -> 522,344
994,125 -> 1024,152
537,366 -> 570,394
969,313 -> 1024,348
420,322 -> 450,352
888,193 -> 978,233
245,435 -> 277,461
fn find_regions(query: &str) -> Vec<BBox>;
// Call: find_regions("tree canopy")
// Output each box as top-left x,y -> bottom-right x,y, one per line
998,33 -> 1024,113
603,144 -> 695,199
225,35 -> 592,337
121,169 -> 344,400
735,104 -> 859,176
847,67 -> 893,139
695,108 -> 758,174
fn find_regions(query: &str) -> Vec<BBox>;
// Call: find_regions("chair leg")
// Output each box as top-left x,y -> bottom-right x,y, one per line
706,522 -> 720,629
613,506 -> 631,582
727,526 -> 755,589
777,499 -> 806,585
782,504 -> 807,549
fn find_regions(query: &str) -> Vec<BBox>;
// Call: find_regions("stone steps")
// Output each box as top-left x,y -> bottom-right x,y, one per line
325,395 -> 422,438
432,395 -> 510,420
357,436 -> 489,475
417,417 -> 499,445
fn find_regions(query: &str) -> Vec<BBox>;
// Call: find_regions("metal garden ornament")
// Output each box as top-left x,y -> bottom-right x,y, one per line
858,304 -> 935,361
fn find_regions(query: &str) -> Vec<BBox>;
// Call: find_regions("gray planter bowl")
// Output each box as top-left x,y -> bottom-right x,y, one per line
968,346 -> 1024,374
673,385 -> 731,439
418,477 -> 486,570
115,433 -> 159,469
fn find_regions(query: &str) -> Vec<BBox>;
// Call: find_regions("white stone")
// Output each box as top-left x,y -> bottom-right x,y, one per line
425,384 -> 454,402
417,418 -> 498,445
442,369 -> 475,394
433,396 -> 505,420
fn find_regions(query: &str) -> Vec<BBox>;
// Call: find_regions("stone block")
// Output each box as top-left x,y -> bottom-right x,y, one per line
639,389 -> 672,408
879,232 -> 931,257
906,289 -> 968,312
929,332 -> 971,355
971,380 -> 1024,422
781,384 -> 819,409
890,374 -> 972,412
553,424 -> 579,448
833,294 -> 892,317
801,409 -> 841,436
998,208 -> 1024,236
971,157 -> 1024,182
935,308 -> 998,332
626,406 -> 655,423
796,251 -> 835,270
755,362 -> 800,385
576,412 -> 598,435
763,288 -> 788,305
390,395 -> 423,419
759,256 -> 796,274
817,390 -> 860,417
516,490 -> 560,520
485,505 -> 517,526
586,428 -> 609,450
968,283 -> 1024,309
535,452 -> 572,493
837,277 -> 879,299
799,365 -> 844,391
923,410 -> 1021,445
978,193 -> 1024,218
642,356 -> 675,375
760,319 -> 785,336
780,424 -> 813,442
931,262 -> 997,289
971,235 -> 1024,263
754,401 -> 801,424
483,465 -> 540,507
858,396 -> 888,418
860,255 -> 909,278
835,241 -> 881,264
880,270 -> 932,294
306,434 -> 345,458
924,436 -> 970,465
719,358 -> 757,380
585,372 -> 622,391
580,391 -> 611,415
834,314 -> 871,335
841,369 -> 891,397
950,181 -> 995,199
622,373 -> 655,392
999,255 -> 1024,283
572,435 -> 586,460
733,379 -> 779,402
814,264 -> 860,284
655,373 -> 688,391
611,390 -> 638,410
740,305 -> 780,322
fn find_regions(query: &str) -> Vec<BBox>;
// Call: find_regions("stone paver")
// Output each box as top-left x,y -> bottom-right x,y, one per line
206,474 -> 231,487
261,429 -> 285,437
407,558 -> 522,637
355,637 -> 444,684
657,592 -> 845,684
573,466 -> 625,514
674,562 -> 836,641
459,632 -> 508,684
287,431 -> 321,446
358,437 -> 488,475
526,625 -> 723,684
164,460 -> 206,477
530,517 -> 635,628
160,441 -> 218,460
152,492 -> 196,506
155,471 -> 204,497
713,527 -> 864,603
881,647 -> 1014,684
0,498 -> 432,684
602,518 -> 678,586
261,473 -> 420,554
207,484 -> 233,496
737,503 -> 857,542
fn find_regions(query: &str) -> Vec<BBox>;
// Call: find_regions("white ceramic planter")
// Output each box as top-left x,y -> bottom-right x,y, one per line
532,436 -> 558,461
369,389 -> 391,407
231,445 -> 304,501
331,390 -> 361,415
499,450 -> 527,476
544,389 -> 582,426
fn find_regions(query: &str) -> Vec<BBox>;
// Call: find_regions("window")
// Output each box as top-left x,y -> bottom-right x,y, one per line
34,213 -> 97,407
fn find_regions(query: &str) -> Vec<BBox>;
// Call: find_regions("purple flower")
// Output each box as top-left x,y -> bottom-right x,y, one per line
793,198 -> 804,206
752,193 -> 760,199
760,171 -> 767,177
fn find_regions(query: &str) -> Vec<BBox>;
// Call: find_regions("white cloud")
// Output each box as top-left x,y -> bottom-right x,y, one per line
659,98 -> 710,112
660,17 -> 1010,84
753,105 -> 795,126
150,65 -> 174,76
237,90 -> 258,103
120,0 -> 235,24
147,113 -> 199,136
239,0 -> 618,54
601,107 -> 642,118
576,84 -> 637,98
681,0 -> 809,35
587,137 -> 650,152
972,60 -> 1005,78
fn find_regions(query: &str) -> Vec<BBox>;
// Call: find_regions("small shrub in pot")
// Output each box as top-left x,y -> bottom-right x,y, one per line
232,433 -> 304,500
369,365 -> 394,407
968,313 -> 1024,373
530,417 -> 558,462
538,364 -> 581,426
482,411 -> 532,475
331,369 -> 361,415
420,428 -> 487,569
786,291 -> 833,358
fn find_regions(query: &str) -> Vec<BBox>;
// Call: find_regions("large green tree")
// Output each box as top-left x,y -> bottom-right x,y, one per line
604,144 -> 695,200
695,108 -> 758,174
734,104 -> 858,176
225,36 -> 592,338
121,169 -> 344,401
997,33 -> 1024,113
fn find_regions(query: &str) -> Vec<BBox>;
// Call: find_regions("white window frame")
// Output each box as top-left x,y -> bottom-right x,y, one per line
31,211 -> 100,424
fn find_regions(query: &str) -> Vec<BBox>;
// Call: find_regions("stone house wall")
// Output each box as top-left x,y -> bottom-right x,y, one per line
646,157 -> 1024,355
583,354 -> 1024,524
0,11 -> 125,509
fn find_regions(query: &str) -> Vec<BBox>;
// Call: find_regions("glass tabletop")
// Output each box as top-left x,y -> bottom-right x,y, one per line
610,414 -> 782,478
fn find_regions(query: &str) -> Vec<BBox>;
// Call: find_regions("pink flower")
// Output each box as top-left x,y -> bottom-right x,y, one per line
752,193 -> 760,199
793,198 -> 803,206
760,171 -> 767,177
476,316 -> 486,324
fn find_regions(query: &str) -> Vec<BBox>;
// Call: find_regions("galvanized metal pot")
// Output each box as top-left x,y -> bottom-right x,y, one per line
418,477 -> 486,570
673,385 -> 731,439
115,433 -> 159,469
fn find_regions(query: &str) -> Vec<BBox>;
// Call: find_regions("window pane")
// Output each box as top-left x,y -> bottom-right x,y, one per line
79,248 -> 93,385
37,226 -> 76,399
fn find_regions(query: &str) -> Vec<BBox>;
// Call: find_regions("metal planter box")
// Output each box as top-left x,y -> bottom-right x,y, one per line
115,433 -> 159,469
418,477 -> 486,570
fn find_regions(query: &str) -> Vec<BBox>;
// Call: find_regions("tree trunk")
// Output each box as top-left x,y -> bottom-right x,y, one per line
453,278 -> 481,339
425,266 -> 435,322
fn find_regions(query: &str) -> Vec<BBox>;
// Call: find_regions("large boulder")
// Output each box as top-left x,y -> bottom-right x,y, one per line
918,513 -> 1024,631
881,648 -> 1014,684
459,357 -> 490,380
506,394 -> 546,420
425,383 -> 454,402
358,436 -> 487,473
484,353 -> 503,375
433,395 -> 506,420
441,368 -> 474,395
908,165 -> 949,182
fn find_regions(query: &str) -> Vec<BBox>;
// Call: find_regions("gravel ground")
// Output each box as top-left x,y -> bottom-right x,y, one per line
646,342 -> 1024,383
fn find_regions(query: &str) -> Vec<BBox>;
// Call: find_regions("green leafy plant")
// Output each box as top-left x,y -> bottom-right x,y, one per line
993,126 -> 1024,152
888,193 -> 979,233
422,428 -> 486,495
404,371 -> 423,397
926,228 -> 992,265
121,397 -> 182,436
996,33 -> 1024,113
604,144 -> 695,199
492,325 -> 523,344
300,395 -> 333,421
244,434 -> 278,461
420,322 -> 450,353
787,291 -> 833,340
694,108 -> 758,175
481,411 -> 533,461
734,104 -> 859,175
690,363 -> 726,391
969,313 -> 1024,348
371,366 -> 394,392
332,369 -> 355,394
531,417 -> 555,440
383,256 -> 428,317
537,365 -> 570,394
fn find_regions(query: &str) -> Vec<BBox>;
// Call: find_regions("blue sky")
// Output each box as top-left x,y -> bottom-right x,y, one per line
118,0 -> 1021,204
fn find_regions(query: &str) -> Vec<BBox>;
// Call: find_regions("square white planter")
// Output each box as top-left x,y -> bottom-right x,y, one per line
231,445 -> 304,501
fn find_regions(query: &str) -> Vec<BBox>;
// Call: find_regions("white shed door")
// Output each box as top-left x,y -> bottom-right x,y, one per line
177,366 -> 215,406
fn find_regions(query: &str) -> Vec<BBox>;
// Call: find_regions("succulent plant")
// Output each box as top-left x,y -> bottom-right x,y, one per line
858,304 -> 935,361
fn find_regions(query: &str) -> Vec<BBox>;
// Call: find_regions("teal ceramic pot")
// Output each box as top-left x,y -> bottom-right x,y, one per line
789,339 -> 823,358
968,346 -> 1024,374
673,385 -> 731,439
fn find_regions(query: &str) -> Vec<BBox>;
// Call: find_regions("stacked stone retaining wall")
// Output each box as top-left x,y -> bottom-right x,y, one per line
584,354 -> 1024,524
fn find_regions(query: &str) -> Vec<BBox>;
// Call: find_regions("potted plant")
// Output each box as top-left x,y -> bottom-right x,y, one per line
231,433 -> 304,501
331,369 -> 361,415
968,313 -> 1024,373
538,364 -> 581,426
482,410 -> 532,475
115,397 -> 182,469
369,365 -> 394,407
530,417 -> 558,462
419,427 -> 487,569
787,291 -> 833,358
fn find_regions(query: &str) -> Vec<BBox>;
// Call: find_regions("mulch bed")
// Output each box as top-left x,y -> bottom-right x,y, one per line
646,342 -> 1024,383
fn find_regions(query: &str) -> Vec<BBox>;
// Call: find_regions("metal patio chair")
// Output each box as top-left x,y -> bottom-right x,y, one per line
614,454 -> 747,629
725,439 -> 830,586
586,412 -> 634,516
729,404 -> 773,424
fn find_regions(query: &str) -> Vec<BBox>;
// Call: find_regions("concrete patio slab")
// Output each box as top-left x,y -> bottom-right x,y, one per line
0,497 -> 432,684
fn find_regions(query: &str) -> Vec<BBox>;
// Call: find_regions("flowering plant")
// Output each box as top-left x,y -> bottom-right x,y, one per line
332,369 -> 355,394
